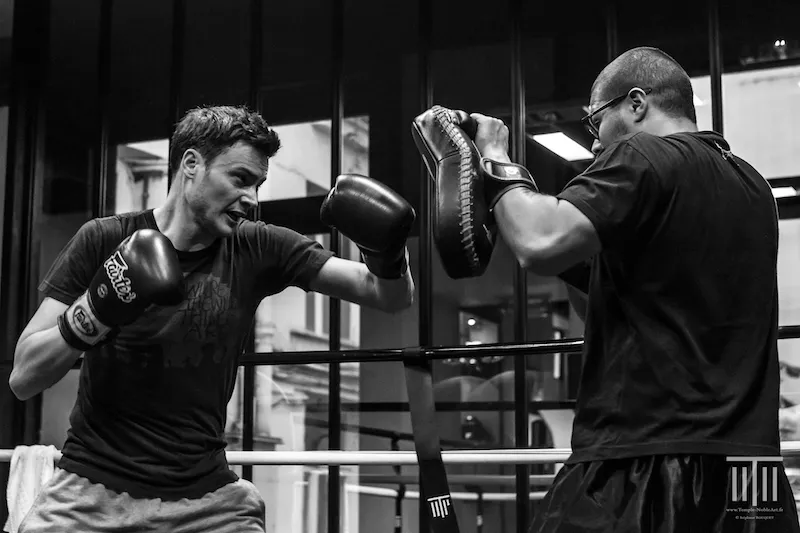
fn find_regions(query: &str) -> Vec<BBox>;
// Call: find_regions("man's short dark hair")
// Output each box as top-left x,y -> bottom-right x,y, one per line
592,47 -> 697,123
169,105 -> 281,174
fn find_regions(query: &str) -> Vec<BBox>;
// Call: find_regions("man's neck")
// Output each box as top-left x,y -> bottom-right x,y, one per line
649,118 -> 699,137
152,203 -> 217,252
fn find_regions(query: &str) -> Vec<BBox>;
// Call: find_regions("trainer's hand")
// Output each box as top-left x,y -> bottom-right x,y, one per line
470,113 -> 511,163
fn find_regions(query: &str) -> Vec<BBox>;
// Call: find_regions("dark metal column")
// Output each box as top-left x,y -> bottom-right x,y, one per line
509,1 -> 530,532
93,0 -> 112,218
328,1 -> 344,533
417,1 -> 434,531
167,0 -> 186,188
240,0 -> 264,485
708,0 -> 724,134
241,366 -> 255,481
605,0 -> 619,61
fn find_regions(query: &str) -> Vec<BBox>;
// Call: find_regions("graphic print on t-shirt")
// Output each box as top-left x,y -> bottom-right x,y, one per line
144,272 -> 243,369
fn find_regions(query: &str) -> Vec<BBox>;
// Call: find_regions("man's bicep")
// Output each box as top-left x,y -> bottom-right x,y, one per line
306,256 -> 374,306
535,200 -> 601,275
17,297 -> 68,348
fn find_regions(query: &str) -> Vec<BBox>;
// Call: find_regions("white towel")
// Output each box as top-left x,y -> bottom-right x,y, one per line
3,445 -> 58,533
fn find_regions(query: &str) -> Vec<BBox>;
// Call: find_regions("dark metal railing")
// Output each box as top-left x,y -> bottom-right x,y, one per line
234,323 -> 800,366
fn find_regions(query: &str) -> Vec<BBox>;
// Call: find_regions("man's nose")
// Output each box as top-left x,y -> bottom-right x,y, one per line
591,139 -> 603,156
242,185 -> 259,209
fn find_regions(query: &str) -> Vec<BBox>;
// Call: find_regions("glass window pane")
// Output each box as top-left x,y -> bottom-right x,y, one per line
181,0 -> 249,113
235,465 -> 328,533
106,0 -> 172,214
617,0 -> 714,134
257,0 -> 332,202
721,65 -> 800,180
690,76 -> 714,132
237,229 -> 366,457
617,0 -> 709,77
721,0 -> 800,206
34,0 -> 101,447
778,219 -> 800,328
113,140 -> 169,214
258,117 -> 368,202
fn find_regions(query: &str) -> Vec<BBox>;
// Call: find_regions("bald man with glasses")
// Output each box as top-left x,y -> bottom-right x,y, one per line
465,46 -> 799,532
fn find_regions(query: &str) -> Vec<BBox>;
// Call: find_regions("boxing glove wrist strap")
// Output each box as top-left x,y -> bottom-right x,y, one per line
362,247 -> 409,280
480,157 -> 539,209
58,292 -> 113,352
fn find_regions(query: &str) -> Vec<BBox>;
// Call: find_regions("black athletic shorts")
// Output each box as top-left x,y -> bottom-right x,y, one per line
529,454 -> 800,533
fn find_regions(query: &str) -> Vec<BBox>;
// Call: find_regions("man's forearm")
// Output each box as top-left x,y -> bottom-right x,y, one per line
10,327 -> 83,401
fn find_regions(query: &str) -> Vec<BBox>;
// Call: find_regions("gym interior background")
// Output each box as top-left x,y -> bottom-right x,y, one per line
1,0 -> 800,531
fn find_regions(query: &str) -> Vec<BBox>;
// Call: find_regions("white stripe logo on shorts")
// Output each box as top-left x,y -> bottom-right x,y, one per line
427,495 -> 452,518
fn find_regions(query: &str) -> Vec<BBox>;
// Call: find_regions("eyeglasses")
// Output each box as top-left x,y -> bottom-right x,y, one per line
581,87 -> 653,139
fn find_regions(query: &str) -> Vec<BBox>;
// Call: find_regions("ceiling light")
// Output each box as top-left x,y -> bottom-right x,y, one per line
467,318 -> 476,326
772,186 -> 797,199
530,133 -> 593,161
465,341 -> 483,346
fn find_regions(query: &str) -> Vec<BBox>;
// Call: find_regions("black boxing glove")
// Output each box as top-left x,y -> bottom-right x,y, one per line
320,174 -> 415,279
58,229 -> 186,351
480,157 -> 539,209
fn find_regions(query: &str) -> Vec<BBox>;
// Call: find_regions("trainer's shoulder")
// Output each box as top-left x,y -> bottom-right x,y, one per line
617,131 -> 666,154
591,132 -> 656,170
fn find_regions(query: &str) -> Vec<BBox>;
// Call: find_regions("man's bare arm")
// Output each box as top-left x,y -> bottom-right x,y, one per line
308,256 -> 415,314
493,189 -> 601,277
10,298 -> 83,401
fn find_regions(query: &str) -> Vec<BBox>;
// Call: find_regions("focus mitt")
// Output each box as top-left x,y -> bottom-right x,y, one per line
411,105 -> 496,279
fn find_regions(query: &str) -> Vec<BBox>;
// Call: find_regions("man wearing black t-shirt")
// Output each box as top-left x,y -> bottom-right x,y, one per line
470,47 -> 800,532
9,105 -> 416,532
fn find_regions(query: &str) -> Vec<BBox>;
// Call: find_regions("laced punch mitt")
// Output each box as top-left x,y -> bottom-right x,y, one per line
411,105 -> 497,279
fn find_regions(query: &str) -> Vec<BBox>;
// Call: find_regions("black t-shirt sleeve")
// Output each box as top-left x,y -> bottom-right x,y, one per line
255,223 -> 335,291
38,219 -> 112,305
557,136 -> 662,251
557,261 -> 592,294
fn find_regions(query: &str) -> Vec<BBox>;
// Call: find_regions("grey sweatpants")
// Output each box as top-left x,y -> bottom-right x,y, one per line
17,467 -> 266,533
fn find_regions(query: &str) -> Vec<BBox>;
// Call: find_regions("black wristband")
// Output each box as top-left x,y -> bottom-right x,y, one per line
57,313 -> 94,352
361,247 -> 408,280
480,157 -> 539,209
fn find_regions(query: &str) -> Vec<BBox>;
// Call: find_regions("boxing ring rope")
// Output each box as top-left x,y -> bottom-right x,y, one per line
4,442 -> 800,464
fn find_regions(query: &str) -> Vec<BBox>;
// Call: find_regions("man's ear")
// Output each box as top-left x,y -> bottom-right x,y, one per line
629,88 -> 649,123
181,149 -> 202,178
